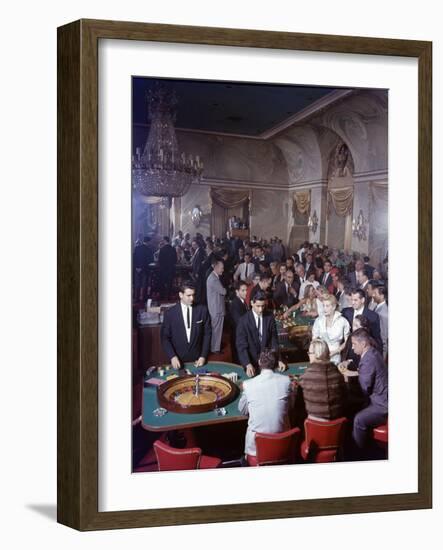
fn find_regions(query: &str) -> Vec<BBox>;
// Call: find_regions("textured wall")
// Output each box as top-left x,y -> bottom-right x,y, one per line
177,131 -> 288,185
177,184 -> 212,238
312,90 -> 388,174
143,90 -> 388,252
250,189 -> 289,242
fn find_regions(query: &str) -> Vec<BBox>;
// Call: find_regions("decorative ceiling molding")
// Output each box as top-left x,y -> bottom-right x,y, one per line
260,90 -> 355,139
353,170 -> 388,184
143,89 -> 355,141
201,177 -> 289,192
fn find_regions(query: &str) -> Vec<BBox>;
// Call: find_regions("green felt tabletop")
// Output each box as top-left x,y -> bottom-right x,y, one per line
275,312 -> 315,329
141,361 -> 309,431
276,313 -> 313,351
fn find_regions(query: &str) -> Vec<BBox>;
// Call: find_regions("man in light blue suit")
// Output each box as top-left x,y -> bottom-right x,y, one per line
206,259 -> 227,353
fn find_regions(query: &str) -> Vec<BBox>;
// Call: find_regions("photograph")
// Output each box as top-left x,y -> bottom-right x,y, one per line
131,77 -> 389,472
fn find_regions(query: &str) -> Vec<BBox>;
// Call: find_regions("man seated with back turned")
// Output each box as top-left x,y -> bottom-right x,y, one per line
236,290 -> 287,377
160,281 -> 211,369
238,348 -> 294,460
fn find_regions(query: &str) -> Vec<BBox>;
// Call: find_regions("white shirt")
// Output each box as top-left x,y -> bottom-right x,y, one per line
252,311 -> 263,339
353,306 -> 364,320
180,302 -> 192,343
233,261 -> 255,281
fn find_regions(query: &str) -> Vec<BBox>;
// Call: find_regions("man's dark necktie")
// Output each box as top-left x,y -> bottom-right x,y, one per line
258,316 -> 262,341
186,306 -> 190,329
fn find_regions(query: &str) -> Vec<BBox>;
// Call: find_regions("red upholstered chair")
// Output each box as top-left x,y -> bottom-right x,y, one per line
301,417 -> 347,463
372,421 -> 388,457
153,440 -> 222,471
246,427 -> 301,467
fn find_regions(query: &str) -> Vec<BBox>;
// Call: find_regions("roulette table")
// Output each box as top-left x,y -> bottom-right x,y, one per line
275,312 -> 314,361
141,361 -> 309,431
158,373 -> 239,414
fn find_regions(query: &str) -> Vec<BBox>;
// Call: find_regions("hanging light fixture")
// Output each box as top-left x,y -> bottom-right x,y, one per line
132,84 -> 204,198
307,210 -> 318,234
352,209 -> 368,241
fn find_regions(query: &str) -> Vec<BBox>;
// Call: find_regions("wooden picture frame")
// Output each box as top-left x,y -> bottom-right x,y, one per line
57,19 -> 432,531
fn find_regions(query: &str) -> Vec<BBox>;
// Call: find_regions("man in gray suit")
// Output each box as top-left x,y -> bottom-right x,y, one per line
206,258 -> 227,353
238,349 -> 294,458
373,285 -> 388,360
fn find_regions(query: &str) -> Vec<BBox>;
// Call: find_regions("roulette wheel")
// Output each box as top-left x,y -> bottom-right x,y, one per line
157,374 -> 239,414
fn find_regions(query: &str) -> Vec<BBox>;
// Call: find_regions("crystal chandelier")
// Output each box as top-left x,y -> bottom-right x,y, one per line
132,85 -> 204,198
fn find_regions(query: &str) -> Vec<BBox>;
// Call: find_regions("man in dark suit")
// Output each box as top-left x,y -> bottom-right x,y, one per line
229,280 -> 249,362
273,269 -> 299,308
347,259 -> 364,290
133,236 -> 154,301
161,281 -> 211,369
190,238 -> 206,279
158,236 -> 177,299
303,252 -> 315,277
341,289 -> 382,351
252,245 -> 272,272
319,259 -> 335,293
249,272 -> 272,306
229,280 -> 249,327
363,256 -> 375,279
344,329 -> 388,451
236,290 -> 287,377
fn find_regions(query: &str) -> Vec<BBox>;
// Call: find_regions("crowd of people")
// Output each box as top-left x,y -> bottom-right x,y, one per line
135,231 -> 389,460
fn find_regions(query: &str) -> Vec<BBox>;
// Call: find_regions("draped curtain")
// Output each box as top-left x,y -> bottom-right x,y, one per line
293,190 -> 310,215
210,187 -> 250,208
210,187 -> 250,238
327,187 -> 354,217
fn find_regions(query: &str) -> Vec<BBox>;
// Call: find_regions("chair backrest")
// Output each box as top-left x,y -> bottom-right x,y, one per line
153,439 -> 202,471
255,427 -> 301,466
304,417 -> 347,450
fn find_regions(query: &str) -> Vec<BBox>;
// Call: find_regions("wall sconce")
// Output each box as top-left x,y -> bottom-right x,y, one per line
307,210 -> 318,234
191,205 -> 203,227
352,209 -> 368,241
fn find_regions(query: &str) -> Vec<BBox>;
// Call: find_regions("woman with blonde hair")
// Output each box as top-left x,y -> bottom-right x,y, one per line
299,338 -> 346,420
312,293 -> 350,365
283,283 -> 318,319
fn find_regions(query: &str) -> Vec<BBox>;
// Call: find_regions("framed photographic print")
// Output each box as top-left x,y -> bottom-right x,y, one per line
57,19 -> 432,530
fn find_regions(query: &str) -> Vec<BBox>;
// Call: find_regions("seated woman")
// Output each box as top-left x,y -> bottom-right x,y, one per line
283,284 -> 318,319
312,294 -> 350,365
299,338 -> 347,421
